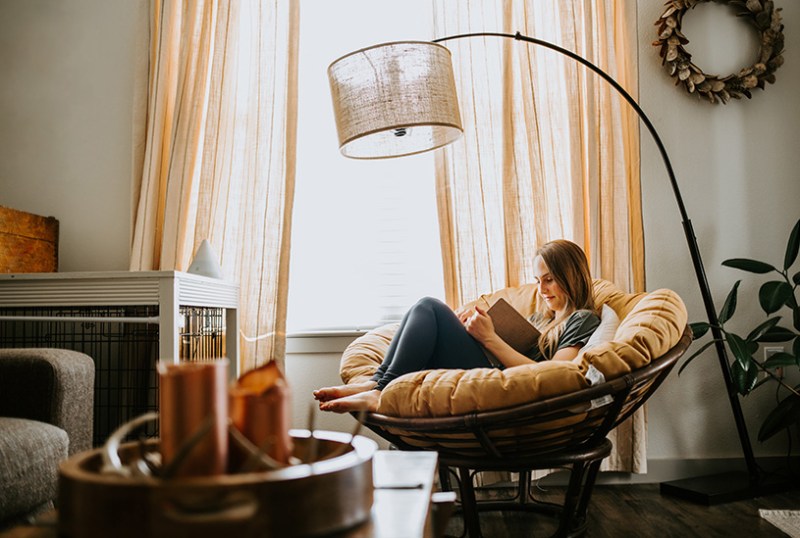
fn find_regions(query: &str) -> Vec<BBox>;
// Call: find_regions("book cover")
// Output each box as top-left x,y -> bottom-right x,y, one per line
486,297 -> 540,355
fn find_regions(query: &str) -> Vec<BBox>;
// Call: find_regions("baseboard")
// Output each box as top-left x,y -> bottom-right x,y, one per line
487,456 -> 800,486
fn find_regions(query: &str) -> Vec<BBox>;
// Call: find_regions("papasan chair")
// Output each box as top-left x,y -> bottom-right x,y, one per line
337,279 -> 691,538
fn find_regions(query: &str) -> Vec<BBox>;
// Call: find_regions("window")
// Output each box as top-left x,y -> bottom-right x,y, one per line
287,0 -> 445,333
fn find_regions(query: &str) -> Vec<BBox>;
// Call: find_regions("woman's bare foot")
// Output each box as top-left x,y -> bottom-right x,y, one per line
313,380 -> 377,402
318,389 -> 380,413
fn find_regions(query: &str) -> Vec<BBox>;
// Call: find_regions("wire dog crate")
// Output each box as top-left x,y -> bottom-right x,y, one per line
0,271 -> 239,446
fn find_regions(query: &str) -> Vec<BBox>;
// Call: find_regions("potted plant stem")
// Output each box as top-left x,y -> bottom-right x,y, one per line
682,218 -> 800,443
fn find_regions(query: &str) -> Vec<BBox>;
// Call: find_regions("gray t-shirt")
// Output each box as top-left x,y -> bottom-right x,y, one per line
526,309 -> 600,362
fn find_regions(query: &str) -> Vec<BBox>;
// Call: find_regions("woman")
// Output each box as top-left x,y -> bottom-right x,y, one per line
313,239 -> 600,413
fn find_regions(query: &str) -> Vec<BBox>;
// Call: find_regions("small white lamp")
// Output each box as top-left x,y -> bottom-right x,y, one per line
187,239 -> 223,279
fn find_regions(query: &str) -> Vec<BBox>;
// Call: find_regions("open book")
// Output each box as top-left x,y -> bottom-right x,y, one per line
486,298 -> 541,355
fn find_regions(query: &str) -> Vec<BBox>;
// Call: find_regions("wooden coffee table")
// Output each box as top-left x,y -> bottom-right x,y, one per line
1,450 -> 440,538
367,450 -> 440,537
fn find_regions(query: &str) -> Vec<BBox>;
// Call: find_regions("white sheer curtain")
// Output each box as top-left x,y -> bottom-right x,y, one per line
433,0 -> 646,471
130,0 -> 299,373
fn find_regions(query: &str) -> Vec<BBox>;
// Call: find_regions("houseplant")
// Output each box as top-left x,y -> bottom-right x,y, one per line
682,218 -> 800,442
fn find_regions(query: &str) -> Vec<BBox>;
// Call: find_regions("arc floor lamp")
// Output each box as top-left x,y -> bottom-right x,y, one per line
327,31 -> 779,504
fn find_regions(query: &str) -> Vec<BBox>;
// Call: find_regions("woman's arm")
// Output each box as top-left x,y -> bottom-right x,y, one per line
548,310 -> 600,361
467,306 -> 589,365
464,306 -> 535,368
550,346 -> 581,362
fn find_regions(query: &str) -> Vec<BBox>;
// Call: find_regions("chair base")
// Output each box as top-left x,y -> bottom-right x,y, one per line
439,439 -> 612,538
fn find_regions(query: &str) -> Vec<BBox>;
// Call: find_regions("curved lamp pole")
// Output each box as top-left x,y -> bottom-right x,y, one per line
328,31 -> 768,503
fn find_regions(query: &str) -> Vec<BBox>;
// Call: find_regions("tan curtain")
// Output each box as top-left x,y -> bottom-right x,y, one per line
433,0 -> 645,472
131,0 -> 299,373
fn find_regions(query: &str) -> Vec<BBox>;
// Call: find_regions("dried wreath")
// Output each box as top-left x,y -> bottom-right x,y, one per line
653,0 -> 785,104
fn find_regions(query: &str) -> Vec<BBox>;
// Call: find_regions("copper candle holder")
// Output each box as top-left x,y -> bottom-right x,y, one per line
229,361 -> 293,468
158,360 -> 229,477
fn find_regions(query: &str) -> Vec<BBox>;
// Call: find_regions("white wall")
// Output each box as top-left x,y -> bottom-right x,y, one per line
637,0 -> 800,463
1,0 -> 798,476
0,0 -> 144,271
285,336 -> 391,450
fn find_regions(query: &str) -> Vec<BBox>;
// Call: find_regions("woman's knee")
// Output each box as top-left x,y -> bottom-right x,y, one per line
412,296 -> 462,329
413,296 -> 447,311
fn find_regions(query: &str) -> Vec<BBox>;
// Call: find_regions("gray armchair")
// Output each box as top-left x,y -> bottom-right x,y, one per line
0,348 -> 94,527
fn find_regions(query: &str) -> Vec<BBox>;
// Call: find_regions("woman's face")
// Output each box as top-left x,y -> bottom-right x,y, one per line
534,255 -> 568,314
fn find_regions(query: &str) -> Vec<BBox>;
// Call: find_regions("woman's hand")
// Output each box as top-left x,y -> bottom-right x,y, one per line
464,306 -> 497,345
467,306 -> 536,368
455,306 -> 472,324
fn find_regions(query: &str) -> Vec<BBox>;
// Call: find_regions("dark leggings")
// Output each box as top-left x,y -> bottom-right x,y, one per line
370,297 -> 493,391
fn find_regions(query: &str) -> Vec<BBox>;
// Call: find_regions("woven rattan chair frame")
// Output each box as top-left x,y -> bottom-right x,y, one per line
362,326 -> 692,538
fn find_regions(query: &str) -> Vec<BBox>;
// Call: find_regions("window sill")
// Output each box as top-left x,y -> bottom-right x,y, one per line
287,329 -> 368,338
286,329 -> 368,355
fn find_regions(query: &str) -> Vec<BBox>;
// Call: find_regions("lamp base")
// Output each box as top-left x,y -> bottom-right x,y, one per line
660,470 -> 794,505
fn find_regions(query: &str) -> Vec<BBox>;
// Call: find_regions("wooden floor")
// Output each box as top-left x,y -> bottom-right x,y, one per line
443,483 -> 800,537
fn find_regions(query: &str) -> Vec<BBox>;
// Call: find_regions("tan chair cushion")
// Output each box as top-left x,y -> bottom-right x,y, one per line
583,283 -> 688,379
339,279 -> 687,418
378,360 -> 590,417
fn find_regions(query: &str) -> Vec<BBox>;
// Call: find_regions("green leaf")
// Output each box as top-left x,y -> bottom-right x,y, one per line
746,317 -> 781,342
758,394 -> 800,442
722,258 -> 776,274
759,281 -> 793,314
759,326 -> 798,342
678,340 -> 719,376
719,281 -> 741,324
794,337 -> 800,361
785,219 -> 800,270
731,358 -> 758,395
793,271 -> 800,286
753,376 -> 772,391
690,322 -> 710,339
795,309 -> 800,332
747,340 -> 759,355
784,284 -> 798,309
727,333 -> 753,370
764,352 -> 797,369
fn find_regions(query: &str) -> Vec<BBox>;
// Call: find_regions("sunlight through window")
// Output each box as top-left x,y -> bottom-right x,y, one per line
287,0 -> 445,332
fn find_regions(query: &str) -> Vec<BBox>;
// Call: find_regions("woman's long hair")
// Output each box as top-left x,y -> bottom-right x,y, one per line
534,240 -> 596,358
